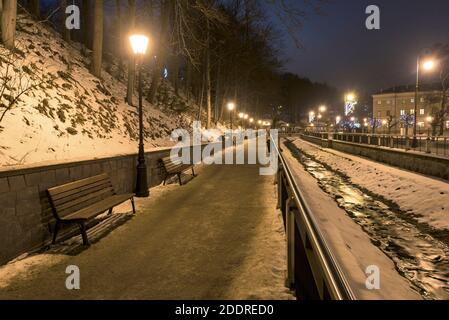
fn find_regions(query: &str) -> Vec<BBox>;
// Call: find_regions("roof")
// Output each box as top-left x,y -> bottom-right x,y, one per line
373,83 -> 442,95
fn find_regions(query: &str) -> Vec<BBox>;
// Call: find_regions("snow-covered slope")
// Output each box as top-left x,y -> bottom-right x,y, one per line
0,15 -> 200,169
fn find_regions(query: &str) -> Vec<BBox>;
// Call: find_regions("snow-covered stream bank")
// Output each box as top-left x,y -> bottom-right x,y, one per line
286,140 -> 449,300
291,139 -> 449,233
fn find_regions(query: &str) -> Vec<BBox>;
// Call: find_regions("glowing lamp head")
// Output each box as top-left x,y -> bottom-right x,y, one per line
130,34 -> 149,55
346,93 -> 356,102
258,120 -> 262,124
423,60 -> 435,71
336,116 -> 341,123
244,114 -> 249,120
317,114 -> 322,119
426,116 -> 434,122
350,117 -> 355,122
319,105 -> 327,113
238,113 -> 244,119
227,102 -> 235,111
249,118 -> 254,123
382,119 -> 387,125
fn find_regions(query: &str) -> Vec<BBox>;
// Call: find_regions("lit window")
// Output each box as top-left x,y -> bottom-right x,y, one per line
420,109 -> 425,115
411,98 -> 415,103
377,100 -> 382,105
410,109 -> 415,115
420,97 -> 425,103
446,121 -> 449,129
418,122 -> 424,128
400,110 -> 405,115
377,111 -> 381,117
387,100 -> 391,104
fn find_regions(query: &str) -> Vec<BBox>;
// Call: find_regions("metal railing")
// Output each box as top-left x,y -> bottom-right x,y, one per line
305,132 -> 449,158
272,135 -> 356,300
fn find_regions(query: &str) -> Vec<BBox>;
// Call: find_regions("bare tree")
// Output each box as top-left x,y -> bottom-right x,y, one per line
0,44 -> 46,123
91,0 -> 104,78
29,0 -> 40,19
126,0 -> 136,105
1,0 -> 17,50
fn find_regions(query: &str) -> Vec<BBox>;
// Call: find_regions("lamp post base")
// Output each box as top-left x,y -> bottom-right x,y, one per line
135,163 -> 149,197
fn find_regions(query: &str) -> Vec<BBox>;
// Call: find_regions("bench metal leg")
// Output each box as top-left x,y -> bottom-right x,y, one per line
131,197 -> 136,214
52,221 -> 60,245
192,167 -> 196,177
178,173 -> 182,186
79,222 -> 89,246
163,174 -> 168,186
108,208 -> 113,215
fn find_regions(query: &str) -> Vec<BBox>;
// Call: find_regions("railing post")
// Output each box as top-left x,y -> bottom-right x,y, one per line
367,135 -> 371,145
285,197 -> 296,289
276,164 -> 283,210
426,137 -> 431,154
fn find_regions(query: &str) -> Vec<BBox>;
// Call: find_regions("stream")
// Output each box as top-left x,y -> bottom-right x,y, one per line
286,141 -> 449,300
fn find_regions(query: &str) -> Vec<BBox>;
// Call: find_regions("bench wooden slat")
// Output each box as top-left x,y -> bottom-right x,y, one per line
48,174 -> 109,196
51,179 -> 112,202
55,187 -> 115,216
62,194 -> 134,221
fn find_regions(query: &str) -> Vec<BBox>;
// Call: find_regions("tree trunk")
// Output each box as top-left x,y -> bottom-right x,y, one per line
115,0 -> 124,77
205,19 -> 212,129
126,0 -> 136,105
81,0 -> 92,49
1,0 -> 17,50
147,0 -> 172,104
91,0 -> 104,78
439,92 -> 447,136
61,0 -> 71,42
30,0 -> 40,19
214,59 -> 221,124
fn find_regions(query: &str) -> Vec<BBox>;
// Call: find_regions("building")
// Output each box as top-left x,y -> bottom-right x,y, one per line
372,85 -> 448,135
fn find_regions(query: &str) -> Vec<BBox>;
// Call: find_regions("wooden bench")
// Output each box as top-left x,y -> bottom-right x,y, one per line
47,173 -> 135,245
160,156 -> 196,186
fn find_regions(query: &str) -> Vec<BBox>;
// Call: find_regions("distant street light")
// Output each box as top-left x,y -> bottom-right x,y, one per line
227,102 -> 236,130
130,34 -> 150,198
336,116 -> 341,124
350,116 -> 355,122
412,55 -> 436,148
346,93 -> 356,102
319,105 -> 327,113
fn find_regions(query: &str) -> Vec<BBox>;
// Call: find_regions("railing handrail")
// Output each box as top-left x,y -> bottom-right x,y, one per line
271,135 -> 356,300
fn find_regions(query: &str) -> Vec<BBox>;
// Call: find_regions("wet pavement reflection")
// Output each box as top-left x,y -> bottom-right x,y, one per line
286,141 -> 449,300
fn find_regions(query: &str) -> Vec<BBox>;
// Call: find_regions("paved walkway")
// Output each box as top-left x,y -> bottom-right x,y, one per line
0,148 -> 291,300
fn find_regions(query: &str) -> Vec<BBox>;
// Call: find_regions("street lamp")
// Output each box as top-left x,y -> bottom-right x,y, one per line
319,105 -> 327,113
412,55 -> 436,148
130,34 -> 150,198
227,102 -> 235,130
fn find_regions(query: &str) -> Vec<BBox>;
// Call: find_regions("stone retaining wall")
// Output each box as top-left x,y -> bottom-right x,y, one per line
0,144 -> 214,264
299,135 -> 449,181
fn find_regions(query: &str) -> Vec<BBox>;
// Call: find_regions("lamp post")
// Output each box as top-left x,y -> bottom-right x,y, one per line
130,34 -> 150,198
243,114 -> 249,129
227,102 -> 235,130
412,56 -> 435,148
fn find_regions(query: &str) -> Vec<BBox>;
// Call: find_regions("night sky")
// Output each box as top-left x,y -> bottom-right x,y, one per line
278,0 -> 449,95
